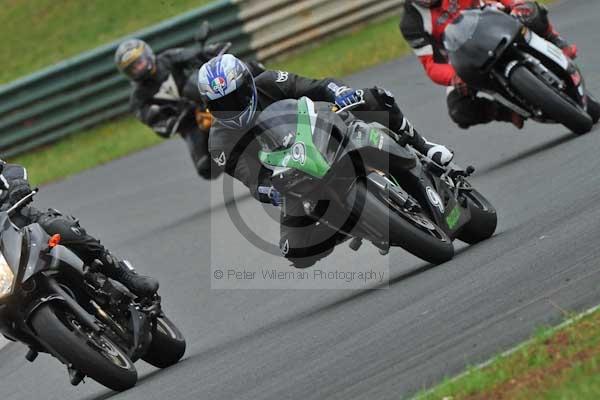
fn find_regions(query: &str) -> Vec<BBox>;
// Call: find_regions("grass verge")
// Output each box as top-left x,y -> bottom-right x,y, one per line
10,15 -> 407,186
0,0 -> 211,85
416,306 -> 600,400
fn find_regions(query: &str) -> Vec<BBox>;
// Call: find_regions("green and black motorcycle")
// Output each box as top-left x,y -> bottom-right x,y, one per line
256,97 -> 497,264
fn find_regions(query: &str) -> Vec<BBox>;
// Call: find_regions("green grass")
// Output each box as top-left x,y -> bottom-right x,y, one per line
10,14 -> 408,185
15,118 -> 161,186
416,308 -> 600,400
0,0 -> 211,85
268,16 -> 408,78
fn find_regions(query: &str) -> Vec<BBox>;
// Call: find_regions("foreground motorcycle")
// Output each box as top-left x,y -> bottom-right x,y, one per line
0,192 -> 185,391
444,7 -> 600,134
257,97 -> 497,264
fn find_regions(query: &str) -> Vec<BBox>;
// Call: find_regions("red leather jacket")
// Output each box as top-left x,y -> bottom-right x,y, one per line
400,0 -> 524,86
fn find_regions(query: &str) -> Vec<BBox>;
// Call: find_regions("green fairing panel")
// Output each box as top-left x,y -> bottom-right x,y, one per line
259,98 -> 331,178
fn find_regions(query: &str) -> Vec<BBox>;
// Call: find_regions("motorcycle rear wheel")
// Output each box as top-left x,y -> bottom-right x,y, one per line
31,303 -> 137,391
347,180 -> 454,265
510,66 -> 593,135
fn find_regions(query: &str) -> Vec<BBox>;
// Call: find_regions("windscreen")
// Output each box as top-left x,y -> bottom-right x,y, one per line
255,99 -> 341,161
444,10 -> 481,52
0,216 -> 22,274
255,99 -> 300,153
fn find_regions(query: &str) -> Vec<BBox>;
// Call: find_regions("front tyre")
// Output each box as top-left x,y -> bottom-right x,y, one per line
586,91 -> 600,124
510,66 -> 593,135
457,189 -> 497,244
347,181 -> 454,265
142,315 -> 186,368
31,303 -> 137,392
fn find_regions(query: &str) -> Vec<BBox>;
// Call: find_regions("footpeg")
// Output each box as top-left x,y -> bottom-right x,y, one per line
348,237 -> 363,251
25,348 -> 38,362
450,165 -> 475,179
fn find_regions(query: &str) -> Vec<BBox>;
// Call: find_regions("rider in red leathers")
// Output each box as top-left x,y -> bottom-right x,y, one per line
400,0 -> 579,129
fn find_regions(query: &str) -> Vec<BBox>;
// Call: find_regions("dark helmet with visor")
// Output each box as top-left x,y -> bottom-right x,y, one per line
197,54 -> 258,130
115,39 -> 156,81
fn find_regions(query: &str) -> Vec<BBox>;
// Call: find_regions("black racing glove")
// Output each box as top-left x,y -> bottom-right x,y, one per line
8,179 -> 32,206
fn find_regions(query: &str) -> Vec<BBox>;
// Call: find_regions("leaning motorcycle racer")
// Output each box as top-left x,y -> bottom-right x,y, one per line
0,161 -> 159,298
116,38 -> 221,179
196,54 -> 454,267
400,0 -> 582,129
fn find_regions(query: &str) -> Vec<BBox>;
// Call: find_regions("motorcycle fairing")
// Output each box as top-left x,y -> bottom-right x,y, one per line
407,162 -> 472,238
446,8 -> 522,87
48,245 -> 85,275
526,31 -> 569,71
258,97 -> 332,178
519,32 -> 588,107
0,213 -> 23,282
343,121 -> 417,172
20,224 -> 51,284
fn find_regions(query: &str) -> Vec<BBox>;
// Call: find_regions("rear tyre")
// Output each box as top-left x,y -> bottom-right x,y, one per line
142,315 -> 186,368
31,303 -> 137,391
510,66 -> 593,134
457,189 -> 498,244
347,181 -> 454,265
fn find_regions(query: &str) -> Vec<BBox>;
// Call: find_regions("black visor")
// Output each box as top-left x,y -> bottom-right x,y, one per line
125,57 -> 152,80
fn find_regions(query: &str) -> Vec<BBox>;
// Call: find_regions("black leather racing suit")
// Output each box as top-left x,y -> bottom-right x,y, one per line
129,46 -> 217,178
208,70 -> 429,268
0,163 -> 157,295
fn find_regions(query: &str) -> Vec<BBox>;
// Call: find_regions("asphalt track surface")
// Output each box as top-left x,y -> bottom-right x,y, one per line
1,0 -> 599,398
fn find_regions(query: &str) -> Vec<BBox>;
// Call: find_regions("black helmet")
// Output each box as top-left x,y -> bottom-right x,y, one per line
413,0 -> 441,7
115,39 -> 156,81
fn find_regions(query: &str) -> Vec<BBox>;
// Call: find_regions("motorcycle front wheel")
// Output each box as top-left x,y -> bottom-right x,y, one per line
510,66 -> 593,135
346,180 -> 454,265
457,188 -> 498,244
31,303 -> 137,391
142,314 -> 186,368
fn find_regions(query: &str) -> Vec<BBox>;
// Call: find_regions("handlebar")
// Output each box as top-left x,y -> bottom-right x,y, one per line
334,99 -> 367,114
169,107 -> 193,136
6,188 -> 38,216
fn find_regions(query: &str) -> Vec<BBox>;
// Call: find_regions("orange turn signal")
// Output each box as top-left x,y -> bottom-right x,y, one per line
48,234 -> 61,248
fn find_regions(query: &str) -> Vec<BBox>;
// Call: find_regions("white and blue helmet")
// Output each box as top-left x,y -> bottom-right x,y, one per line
197,54 -> 257,129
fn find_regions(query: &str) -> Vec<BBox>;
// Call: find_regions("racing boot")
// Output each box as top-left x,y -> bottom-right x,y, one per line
103,258 -> 159,298
398,116 -> 454,166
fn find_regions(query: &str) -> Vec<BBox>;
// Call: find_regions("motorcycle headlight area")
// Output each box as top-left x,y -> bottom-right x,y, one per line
0,253 -> 15,298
